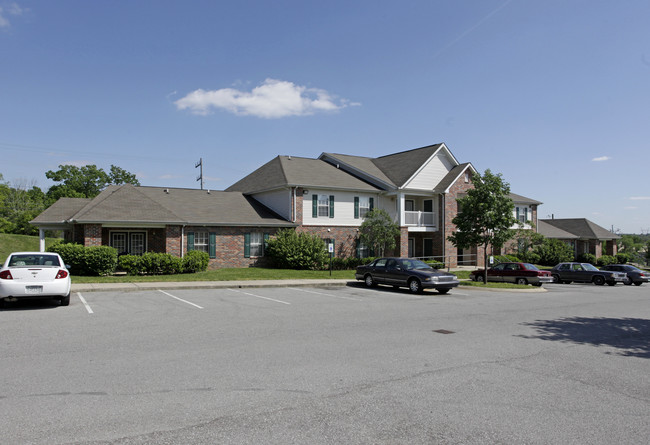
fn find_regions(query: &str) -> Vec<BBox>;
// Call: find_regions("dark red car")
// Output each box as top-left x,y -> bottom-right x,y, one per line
471,262 -> 553,286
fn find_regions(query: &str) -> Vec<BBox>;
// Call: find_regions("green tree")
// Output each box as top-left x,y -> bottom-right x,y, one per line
45,164 -> 140,203
358,209 -> 400,257
0,176 -> 46,235
448,169 -> 517,283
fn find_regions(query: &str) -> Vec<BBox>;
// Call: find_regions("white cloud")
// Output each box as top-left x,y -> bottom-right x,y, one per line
629,196 -> 650,200
591,156 -> 611,162
0,2 -> 26,29
624,206 -> 638,210
175,78 -> 355,118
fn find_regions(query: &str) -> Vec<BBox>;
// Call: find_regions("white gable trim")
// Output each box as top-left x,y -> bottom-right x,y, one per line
402,144 -> 459,190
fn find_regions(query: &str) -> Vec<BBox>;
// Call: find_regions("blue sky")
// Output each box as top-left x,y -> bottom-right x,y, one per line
1,0 -> 649,233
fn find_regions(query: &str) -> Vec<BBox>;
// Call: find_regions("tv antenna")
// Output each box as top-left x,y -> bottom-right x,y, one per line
195,158 -> 204,190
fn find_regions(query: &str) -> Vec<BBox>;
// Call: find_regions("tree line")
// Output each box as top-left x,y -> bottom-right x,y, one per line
0,164 -> 139,235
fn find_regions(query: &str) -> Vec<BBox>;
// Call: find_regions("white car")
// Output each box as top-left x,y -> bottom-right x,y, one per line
0,252 -> 71,307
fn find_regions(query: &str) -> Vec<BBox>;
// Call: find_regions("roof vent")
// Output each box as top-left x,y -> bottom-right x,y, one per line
288,156 -> 291,160
164,189 -> 169,194
207,189 -> 211,194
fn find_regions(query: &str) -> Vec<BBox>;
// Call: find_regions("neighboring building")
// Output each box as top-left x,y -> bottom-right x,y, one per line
538,218 -> 619,259
31,143 -> 542,268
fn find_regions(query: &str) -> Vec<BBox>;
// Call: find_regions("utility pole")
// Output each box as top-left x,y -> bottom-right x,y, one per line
195,158 -> 204,190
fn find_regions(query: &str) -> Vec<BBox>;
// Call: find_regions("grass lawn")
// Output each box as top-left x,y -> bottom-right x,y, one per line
72,268 -> 356,283
0,233 -> 62,264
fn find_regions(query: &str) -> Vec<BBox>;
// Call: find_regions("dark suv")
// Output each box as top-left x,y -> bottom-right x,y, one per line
600,264 -> 648,286
551,262 -> 627,286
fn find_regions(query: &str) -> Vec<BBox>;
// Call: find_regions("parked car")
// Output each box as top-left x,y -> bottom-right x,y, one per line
550,262 -> 626,286
600,264 -> 648,286
356,257 -> 460,294
470,262 -> 553,286
0,252 -> 71,307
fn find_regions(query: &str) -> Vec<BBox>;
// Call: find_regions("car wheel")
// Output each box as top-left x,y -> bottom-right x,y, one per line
60,294 -> 70,306
476,275 -> 486,283
623,277 -> 632,285
408,278 -> 422,293
437,288 -> 450,295
593,275 -> 605,286
515,278 -> 528,286
364,274 -> 376,288
552,274 -> 562,284
634,282 -> 643,286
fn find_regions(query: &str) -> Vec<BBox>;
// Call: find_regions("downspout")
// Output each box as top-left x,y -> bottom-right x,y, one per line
181,225 -> 186,257
292,187 -> 296,223
442,193 -> 446,268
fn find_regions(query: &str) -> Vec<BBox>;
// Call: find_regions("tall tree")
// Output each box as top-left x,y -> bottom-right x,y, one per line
0,176 -> 45,235
45,164 -> 140,203
358,209 -> 400,257
448,169 -> 518,283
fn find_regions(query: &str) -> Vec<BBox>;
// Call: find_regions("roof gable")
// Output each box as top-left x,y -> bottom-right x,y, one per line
539,218 -> 619,240
372,144 -> 445,187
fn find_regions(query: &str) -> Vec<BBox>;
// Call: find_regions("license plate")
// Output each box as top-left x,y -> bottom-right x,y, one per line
25,286 -> 43,294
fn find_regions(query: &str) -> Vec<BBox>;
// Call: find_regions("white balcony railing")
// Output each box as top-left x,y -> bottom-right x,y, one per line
405,211 -> 435,227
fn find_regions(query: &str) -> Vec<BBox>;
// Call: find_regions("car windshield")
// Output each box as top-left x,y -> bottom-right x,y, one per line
523,263 -> 539,271
8,254 -> 61,267
583,263 -> 599,272
401,259 -> 433,271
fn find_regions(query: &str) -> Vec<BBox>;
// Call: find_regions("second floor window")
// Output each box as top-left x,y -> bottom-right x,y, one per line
312,194 -> 334,218
355,196 -> 374,219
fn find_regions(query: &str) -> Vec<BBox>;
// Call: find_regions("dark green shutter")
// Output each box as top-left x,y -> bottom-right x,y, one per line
244,233 -> 251,258
354,197 -> 359,219
312,195 -> 318,218
187,232 -> 195,251
329,195 -> 334,218
355,239 -> 360,258
369,197 -> 374,211
263,233 -> 269,256
209,232 -> 216,259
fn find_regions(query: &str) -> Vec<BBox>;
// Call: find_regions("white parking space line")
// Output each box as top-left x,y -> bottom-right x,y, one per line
158,290 -> 204,309
286,287 -> 362,301
227,288 -> 291,305
77,292 -> 94,314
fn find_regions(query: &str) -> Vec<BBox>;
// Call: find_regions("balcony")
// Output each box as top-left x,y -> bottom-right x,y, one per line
405,210 -> 436,228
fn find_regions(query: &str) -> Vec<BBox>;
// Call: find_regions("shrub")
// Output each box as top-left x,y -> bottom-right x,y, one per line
118,254 -> 142,275
427,260 -> 445,269
266,229 -> 328,270
183,250 -> 209,273
533,239 -> 575,266
577,253 -> 597,265
596,255 -> 616,267
48,242 -> 117,276
84,246 -> 118,276
615,253 -> 629,264
48,242 -> 85,274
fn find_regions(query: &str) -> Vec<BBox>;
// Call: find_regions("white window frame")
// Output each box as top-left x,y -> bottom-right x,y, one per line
194,231 -> 209,253
359,196 -> 371,218
318,195 -> 330,217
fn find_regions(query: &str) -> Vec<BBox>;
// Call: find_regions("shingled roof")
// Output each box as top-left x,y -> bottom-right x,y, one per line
226,155 -> 380,194
538,218 -> 619,240
31,185 -> 293,227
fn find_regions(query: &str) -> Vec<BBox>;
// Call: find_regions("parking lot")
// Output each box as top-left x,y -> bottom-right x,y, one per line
2,283 -> 649,444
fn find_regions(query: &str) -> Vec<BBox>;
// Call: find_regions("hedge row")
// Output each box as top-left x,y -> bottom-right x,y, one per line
47,243 -> 209,276
48,243 -> 118,276
118,250 -> 209,275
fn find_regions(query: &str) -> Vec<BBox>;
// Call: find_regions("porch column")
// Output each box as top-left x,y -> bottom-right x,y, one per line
397,192 -> 405,226
400,226 -> 409,257
39,228 -> 46,252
